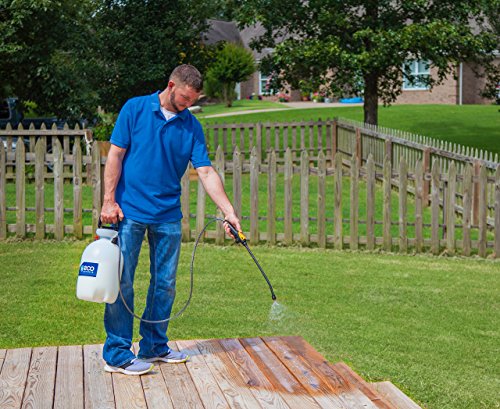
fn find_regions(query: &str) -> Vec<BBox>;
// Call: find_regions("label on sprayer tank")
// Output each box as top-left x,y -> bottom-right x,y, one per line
79,262 -> 99,277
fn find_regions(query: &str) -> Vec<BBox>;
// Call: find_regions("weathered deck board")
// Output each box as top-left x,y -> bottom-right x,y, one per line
331,362 -> 395,409
0,337 -> 421,409
83,344 -> 115,409
240,337 -> 322,409
373,381 -> 422,409
176,339 -> 230,409
195,339 -> 262,408
22,346 -> 57,409
219,338 -> 290,409
0,347 -> 31,409
0,349 -> 6,373
132,343 -> 174,409
264,336 -> 377,409
54,345 -> 84,409
159,342 -> 205,409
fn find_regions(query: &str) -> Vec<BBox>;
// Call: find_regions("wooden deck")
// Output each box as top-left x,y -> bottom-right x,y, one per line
0,336 -> 421,409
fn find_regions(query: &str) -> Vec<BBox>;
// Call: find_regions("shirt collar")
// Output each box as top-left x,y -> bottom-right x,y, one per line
150,91 -> 188,121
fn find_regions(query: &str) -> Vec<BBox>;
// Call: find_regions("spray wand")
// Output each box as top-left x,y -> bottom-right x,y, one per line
224,220 -> 277,301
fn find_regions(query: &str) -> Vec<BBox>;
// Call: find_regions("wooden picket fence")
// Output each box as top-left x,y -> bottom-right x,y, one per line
0,122 -> 93,181
1,135 -> 499,257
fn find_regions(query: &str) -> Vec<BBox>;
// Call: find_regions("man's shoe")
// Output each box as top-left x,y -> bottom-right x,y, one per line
104,358 -> 154,375
140,349 -> 189,364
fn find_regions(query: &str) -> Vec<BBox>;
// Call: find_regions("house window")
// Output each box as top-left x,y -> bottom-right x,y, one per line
403,60 -> 430,90
259,72 -> 273,95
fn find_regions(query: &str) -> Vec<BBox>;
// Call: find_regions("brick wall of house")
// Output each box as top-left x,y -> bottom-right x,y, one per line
462,59 -> 499,104
240,76 -> 254,100
395,66 -> 458,104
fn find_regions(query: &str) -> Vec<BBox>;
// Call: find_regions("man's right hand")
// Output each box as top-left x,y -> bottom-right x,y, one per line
101,201 -> 124,224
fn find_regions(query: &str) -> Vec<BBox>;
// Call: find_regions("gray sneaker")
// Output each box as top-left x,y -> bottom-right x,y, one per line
140,349 -> 189,364
104,358 -> 154,375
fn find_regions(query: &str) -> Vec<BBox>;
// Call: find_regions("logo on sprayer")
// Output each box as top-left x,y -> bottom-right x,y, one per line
79,262 -> 99,277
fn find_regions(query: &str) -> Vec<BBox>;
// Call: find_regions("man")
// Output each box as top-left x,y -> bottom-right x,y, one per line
100,64 -> 241,376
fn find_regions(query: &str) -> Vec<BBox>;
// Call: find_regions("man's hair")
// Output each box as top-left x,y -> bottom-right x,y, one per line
169,64 -> 203,92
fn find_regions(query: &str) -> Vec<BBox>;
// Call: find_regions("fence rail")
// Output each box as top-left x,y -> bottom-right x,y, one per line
1,135 -> 499,258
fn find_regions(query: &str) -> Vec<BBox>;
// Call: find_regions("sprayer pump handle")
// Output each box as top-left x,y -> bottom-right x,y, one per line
98,217 -> 119,231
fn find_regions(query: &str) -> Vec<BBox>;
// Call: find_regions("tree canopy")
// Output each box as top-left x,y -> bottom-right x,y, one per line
236,0 -> 500,124
0,0 -> 98,119
0,0 -> 221,118
91,0 -> 219,112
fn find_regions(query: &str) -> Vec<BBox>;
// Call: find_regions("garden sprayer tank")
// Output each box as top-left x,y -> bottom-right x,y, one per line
76,223 -> 123,304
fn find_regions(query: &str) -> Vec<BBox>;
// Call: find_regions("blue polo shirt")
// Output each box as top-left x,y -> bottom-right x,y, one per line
110,92 -> 211,223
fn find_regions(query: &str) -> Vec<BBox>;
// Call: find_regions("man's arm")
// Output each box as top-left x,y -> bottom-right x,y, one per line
100,144 -> 126,224
196,165 -> 242,236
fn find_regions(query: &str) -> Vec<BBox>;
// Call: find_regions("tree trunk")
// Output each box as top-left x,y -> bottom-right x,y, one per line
223,84 -> 233,107
363,72 -> 379,125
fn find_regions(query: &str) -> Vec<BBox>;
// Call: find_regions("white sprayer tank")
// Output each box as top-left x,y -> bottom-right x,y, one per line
76,228 -> 123,303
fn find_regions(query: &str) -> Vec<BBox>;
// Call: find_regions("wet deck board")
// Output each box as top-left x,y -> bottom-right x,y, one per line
0,336 -> 420,409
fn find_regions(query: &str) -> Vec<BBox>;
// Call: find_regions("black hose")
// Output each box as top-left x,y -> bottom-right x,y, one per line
115,217 -> 277,323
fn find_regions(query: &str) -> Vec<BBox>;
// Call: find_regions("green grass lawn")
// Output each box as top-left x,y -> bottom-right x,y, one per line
0,241 -> 498,409
195,99 -> 288,119
199,104 -> 500,156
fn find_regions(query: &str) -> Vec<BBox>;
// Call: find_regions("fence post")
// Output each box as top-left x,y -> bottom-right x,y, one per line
300,149 -> 310,246
422,147 -> 431,206
35,139 -> 46,240
16,138 -> 26,238
355,128 -> 362,167
446,162 -> 456,255
494,164 -> 500,258
431,160 -> 440,255
215,146 -> 225,245
350,153 -> 359,250
383,154 -> 392,251
284,148 -> 293,245
317,151 -> 326,248
53,139 -> 64,240
256,123 -> 263,164
399,157 -> 408,253
334,153 -> 343,250
233,146 -> 242,221
91,142 -> 101,233
0,142 -> 6,239
462,164 -> 473,256
72,141 -> 83,239
414,160 -> 423,253
267,150 -> 277,245
478,164 -> 487,257
181,164 -> 191,243
472,160 -> 481,225
331,119 -> 338,164
385,139 -> 393,168
250,146 -> 259,244
366,154 -> 375,250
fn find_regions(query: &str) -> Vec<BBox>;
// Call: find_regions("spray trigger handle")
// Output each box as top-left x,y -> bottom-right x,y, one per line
224,220 -> 246,244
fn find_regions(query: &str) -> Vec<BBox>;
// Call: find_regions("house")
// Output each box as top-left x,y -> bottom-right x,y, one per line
397,57 -> 500,104
205,20 -> 499,105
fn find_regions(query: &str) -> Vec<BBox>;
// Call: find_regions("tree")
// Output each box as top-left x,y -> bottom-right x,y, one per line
236,0 -> 500,125
91,0 -> 220,112
205,42 -> 255,107
0,0 -> 98,119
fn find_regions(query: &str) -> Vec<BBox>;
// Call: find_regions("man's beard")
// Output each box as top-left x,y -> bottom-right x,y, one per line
170,91 -> 181,113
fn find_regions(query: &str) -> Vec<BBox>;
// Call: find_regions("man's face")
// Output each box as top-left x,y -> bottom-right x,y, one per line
168,82 -> 200,113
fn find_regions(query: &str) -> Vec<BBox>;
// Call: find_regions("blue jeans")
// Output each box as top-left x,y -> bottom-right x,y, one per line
103,218 -> 182,367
